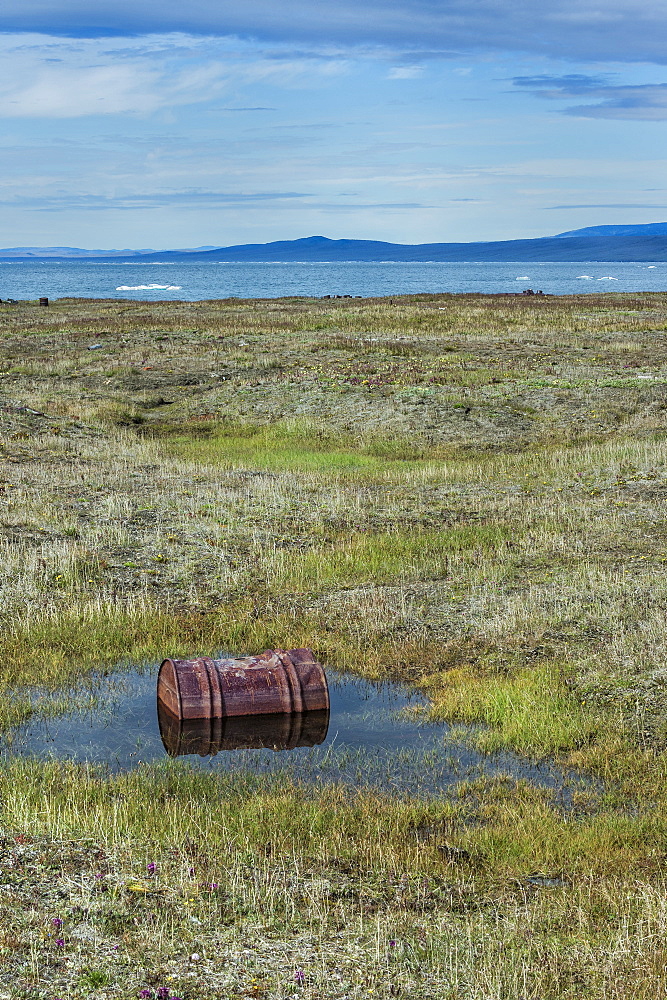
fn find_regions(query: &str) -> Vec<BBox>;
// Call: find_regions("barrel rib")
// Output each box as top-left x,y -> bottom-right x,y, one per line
277,650 -> 305,714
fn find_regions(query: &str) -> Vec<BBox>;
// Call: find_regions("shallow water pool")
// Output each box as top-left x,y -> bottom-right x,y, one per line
3,667 -> 595,802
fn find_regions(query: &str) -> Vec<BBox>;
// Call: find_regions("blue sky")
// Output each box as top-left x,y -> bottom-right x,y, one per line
0,1 -> 666,248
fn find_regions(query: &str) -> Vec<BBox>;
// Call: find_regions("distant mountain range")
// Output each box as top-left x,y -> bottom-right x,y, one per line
0,245 -> 220,258
2,224 -> 667,263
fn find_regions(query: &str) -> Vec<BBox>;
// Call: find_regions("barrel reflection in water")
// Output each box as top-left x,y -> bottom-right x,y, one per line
158,702 -> 330,757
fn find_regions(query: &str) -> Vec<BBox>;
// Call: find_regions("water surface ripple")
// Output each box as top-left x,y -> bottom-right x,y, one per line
0,259 -> 665,300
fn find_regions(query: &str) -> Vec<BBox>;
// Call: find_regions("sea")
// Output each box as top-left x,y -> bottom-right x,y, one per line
0,259 -> 665,302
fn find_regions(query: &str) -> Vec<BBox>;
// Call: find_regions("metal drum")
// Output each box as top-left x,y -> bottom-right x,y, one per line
157,648 -> 329,719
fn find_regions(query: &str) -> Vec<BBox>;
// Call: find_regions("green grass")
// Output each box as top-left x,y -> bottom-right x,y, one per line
164,420 -> 442,472
428,662 -> 600,755
269,524 -> 509,592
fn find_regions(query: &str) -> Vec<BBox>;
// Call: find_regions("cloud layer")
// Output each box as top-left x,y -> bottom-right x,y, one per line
1,1 -> 667,64
0,34 -> 347,118
0,9 -> 665,246
514,74 -> 667,120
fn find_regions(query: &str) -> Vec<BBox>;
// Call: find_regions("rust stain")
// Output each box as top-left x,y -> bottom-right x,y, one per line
157,648 -> 329,721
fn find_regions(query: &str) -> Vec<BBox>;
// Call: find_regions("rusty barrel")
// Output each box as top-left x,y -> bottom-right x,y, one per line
157,648 -> 329,720
158,702 -> 329,756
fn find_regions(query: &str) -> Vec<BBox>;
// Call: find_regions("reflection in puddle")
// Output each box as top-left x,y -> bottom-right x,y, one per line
3,667 -> 597,803
158,704 -> 330,755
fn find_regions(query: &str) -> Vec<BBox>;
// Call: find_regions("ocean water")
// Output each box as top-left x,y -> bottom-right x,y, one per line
0,259 -> 665,301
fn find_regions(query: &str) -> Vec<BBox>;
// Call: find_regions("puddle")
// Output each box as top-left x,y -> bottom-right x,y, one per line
2,667 -> 596,802
524,875 -> 568,888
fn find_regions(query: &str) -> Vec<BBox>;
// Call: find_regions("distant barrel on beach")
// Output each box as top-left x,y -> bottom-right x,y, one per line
39,297 -> 49,307
157,648 -> 329,720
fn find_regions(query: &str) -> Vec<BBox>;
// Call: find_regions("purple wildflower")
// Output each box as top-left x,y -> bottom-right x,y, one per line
55,938 -> 64,947
389,939 -> 397,948
51,917 -> 63,928
294,968 -> 305,983
138,992 -> 152,999
147,862 -> 157,875
156,989 -> 170,1000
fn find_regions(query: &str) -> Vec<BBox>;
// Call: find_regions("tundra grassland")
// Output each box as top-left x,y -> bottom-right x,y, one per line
1,292 -> 667,998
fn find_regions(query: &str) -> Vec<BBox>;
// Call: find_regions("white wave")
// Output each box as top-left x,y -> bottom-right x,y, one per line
515,276 -> 529,280
577,275 -> 594,279
648,265 -> 657,268
597,276 -> 618,280
116,283 -> 182,290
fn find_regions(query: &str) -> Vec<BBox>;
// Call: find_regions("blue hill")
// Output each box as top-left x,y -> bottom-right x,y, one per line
2,225 -> 667,262
554,222 -> 667,239
119,232 -> 667,263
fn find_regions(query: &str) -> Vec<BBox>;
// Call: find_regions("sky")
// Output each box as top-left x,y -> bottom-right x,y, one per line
0,1 -> 666,248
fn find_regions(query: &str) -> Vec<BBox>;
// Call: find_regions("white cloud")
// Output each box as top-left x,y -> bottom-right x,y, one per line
3,65 -> 163,117
0,33 -> 349,118
388,66 -> 423,79
0,35 -> 223,117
